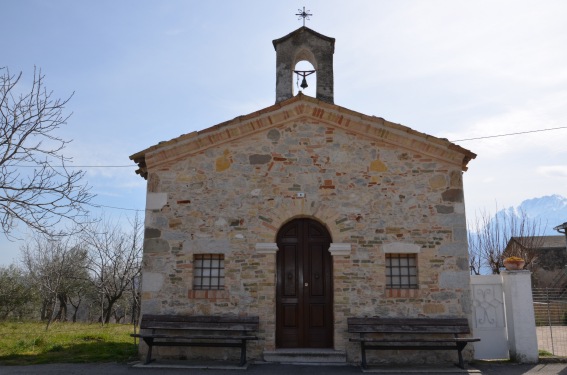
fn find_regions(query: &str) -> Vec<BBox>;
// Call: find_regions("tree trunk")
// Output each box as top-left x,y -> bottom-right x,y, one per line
40,298 -> 53,321
69,295 -> 82,323
54,293 -> 68,322
104,296 -> 120,324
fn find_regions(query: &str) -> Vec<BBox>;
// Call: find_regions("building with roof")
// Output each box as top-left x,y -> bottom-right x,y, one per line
130,26 -> 476,366
505,235 -> 567,289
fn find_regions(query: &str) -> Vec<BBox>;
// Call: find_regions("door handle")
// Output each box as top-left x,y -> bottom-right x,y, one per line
304,282 -> 309,287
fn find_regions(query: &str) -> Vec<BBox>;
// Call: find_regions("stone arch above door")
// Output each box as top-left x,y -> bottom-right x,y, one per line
254,200 -> 344,243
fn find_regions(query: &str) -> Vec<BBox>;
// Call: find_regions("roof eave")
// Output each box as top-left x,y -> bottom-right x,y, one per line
129,93 -> 476,179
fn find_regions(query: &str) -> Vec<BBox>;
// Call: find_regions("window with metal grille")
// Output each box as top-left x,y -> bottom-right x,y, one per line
193,254 -> 225,290
386,253 -> 418,289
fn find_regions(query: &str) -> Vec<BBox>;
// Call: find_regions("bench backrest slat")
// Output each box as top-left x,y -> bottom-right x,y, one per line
347,318 -> 471,334
140,315 -> 259,332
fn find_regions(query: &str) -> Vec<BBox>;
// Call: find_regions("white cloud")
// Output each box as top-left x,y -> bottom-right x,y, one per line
537,166 -> 567,179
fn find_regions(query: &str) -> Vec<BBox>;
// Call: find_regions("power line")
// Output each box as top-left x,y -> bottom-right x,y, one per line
451,126 -> 567,142
11,165 -> 133,168
65,165 -> 132,168
89,203 -> 143,212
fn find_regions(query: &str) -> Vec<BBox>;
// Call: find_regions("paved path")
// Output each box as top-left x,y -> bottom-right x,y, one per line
1,362 -> 567,375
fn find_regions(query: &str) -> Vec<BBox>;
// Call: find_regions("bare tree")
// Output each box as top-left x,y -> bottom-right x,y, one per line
0,67 -> 93,238
82,214 -> 143,324
468,207 -> 546,274
21,235 -> 88,329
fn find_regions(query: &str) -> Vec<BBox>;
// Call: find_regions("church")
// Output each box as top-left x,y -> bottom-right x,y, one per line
130,24 -> 476,366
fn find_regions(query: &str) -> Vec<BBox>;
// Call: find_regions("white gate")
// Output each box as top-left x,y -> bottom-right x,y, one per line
470,275 -> 509,359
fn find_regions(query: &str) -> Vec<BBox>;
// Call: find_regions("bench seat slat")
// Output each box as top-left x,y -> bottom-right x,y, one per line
348,325 -> 470,334
360,344 -> 467,351
140,315 -> 259,331
141,324 -> 258,331
133,334 -> 258,340
142,315 -> 259,324
147,342 -> 248,348
347,317 -> 468,325
350,338 -> 480,343
347,318 -> 471,334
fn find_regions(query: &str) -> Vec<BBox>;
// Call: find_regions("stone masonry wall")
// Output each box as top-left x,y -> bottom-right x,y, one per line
140,117 -> 471,364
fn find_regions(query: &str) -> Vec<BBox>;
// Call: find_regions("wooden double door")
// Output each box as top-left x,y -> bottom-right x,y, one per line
276,219 -> 333,348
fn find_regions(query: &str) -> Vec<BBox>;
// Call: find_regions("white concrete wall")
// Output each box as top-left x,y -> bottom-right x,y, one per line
502,270 -> 539,363
471,270 -> 539,363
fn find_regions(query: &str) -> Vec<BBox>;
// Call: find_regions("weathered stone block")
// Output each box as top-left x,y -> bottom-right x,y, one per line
144,238 -> 170,253
145,228 -> 161,239
142,272 -> 164,292
146,192 -> 168,210
429,175 -> 446,189
370,159 -> 388,172
435,205 -> 454,214
249,154 -> 272,164
183,239 -> 231,254
423,303 -> 446,314
441,189 -> 464,202
215,150 -> 232,172
267,129 -> 281,142
439,242 -> 466,256
439,271 -> 469,289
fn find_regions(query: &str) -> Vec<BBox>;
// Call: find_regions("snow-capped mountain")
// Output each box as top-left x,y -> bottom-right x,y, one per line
496,195 -> 567,235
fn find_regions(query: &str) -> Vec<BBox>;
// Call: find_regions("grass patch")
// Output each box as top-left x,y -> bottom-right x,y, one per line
0,321 -> 138,365
539,349 -> 554,357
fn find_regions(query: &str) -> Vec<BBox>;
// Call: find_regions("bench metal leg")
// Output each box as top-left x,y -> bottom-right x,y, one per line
456,342 -> 467,369
361,341 -> 368,369
144,338 -> 154,365
239,340 -> 247,367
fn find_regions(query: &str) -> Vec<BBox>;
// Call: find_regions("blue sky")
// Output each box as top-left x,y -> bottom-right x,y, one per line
1,0 -> 567,265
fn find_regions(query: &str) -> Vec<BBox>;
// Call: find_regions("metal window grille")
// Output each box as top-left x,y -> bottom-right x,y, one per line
193,254 -> 225,290
386,253 -> 418,289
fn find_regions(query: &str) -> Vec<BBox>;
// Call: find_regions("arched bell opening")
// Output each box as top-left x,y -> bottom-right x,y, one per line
293,60 -> 317,98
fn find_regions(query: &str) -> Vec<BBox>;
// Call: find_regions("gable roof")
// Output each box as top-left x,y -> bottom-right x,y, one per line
130,93 -> 476,179
272,26 -> 335,51
507,235 -> 566,250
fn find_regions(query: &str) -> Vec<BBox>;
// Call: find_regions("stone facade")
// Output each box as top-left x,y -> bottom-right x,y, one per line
131,92 -> 476,365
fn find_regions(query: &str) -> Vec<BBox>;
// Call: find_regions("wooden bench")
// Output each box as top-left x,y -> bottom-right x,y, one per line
131,314 -> 259,366
348,317 -> 480,369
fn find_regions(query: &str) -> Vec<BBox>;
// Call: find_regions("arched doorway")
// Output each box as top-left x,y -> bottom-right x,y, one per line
276,218 -> 333,348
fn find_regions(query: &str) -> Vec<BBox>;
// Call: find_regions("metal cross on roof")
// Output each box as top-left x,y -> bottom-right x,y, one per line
296,7 -> 312,26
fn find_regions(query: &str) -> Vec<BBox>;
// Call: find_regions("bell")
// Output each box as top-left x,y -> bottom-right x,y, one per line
300,77 -> 308,89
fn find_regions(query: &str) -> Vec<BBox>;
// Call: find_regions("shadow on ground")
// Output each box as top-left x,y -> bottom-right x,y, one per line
0,341 -> 137,365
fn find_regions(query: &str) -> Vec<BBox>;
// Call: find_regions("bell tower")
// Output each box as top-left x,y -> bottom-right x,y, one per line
272,27 -> 335,104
